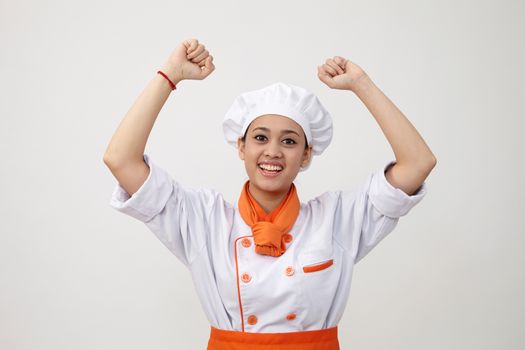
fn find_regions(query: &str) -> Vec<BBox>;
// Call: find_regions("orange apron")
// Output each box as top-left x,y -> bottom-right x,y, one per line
207,326 -> 340,350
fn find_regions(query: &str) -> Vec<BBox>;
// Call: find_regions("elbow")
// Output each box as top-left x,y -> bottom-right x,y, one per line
408,154 -> 436,176
419,155 -> 437,179
103,152 -> 121,170
103,152 -> 145,171
425,154 -> 437,169
419,158 -> 436,178
402,155 -> 436,172
418,151 -> 437,171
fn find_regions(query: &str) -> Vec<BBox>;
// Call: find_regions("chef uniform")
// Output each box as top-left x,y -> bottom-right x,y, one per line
109,82 -> 427,349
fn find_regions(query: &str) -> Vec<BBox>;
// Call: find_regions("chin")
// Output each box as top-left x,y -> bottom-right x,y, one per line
245,165 -> 298,194
251,174 -> 294,195
255,180 -> 289,194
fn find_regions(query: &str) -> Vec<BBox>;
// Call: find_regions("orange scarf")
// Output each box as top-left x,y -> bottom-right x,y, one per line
238,181 -> 300,257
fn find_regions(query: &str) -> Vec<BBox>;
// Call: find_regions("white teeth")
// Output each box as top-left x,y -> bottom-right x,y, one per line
259,164 -> 283,171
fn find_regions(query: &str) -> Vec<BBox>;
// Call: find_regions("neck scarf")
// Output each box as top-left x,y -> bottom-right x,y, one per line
238,181 -> 300,257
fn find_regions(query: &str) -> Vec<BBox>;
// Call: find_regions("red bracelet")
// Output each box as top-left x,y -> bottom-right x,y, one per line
157,70 -> 177,90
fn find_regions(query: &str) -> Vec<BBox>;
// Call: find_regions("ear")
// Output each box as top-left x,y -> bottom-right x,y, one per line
237,137 -> 245,160
301,145 -> 313,168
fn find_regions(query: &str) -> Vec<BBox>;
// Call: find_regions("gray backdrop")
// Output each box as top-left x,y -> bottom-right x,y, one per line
1,0 -> 523,349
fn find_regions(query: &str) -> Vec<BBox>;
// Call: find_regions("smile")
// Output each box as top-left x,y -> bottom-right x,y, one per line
258,163 -> 283,177
259,164 -> 283,171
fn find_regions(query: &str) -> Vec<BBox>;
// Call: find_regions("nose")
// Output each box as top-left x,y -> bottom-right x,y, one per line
264,139 -> 283,158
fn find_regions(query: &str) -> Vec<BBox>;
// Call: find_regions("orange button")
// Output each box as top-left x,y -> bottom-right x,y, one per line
241,272 -> 252,283
285,266 -> 295,276
286,313 -> 296,320
241,238 -> 251,248
283,233 -> 293,243
247,315 -> 258,325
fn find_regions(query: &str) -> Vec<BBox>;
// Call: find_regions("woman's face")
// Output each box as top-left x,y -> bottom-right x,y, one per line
237,114 -> 312,198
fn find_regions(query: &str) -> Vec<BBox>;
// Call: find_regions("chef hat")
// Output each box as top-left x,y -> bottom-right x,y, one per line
222,82 -> 333,161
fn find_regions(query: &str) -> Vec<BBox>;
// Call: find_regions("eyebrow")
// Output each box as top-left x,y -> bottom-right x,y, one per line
251,126 -> 301,137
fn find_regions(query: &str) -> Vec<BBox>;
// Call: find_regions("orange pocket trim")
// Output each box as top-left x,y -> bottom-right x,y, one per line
303,259 -> 334,273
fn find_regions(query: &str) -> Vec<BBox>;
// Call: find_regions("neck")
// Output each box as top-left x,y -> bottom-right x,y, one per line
248,182 -> 289,214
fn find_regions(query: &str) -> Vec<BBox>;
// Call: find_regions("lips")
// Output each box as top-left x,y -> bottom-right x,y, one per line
259,163 -> 283,171
258,162 -> 284,177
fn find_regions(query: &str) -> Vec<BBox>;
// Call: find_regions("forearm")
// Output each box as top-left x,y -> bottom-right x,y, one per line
352,75 -> 436,168
103,70 -> 180,167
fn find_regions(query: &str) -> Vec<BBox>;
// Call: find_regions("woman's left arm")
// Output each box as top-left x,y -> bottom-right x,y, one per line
318,56 -> 437,196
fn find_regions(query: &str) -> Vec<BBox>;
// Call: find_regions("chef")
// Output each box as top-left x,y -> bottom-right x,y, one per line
105,38 -> 436,350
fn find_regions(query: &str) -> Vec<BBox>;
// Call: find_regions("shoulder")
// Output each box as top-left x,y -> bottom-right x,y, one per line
301,190 -> 355,211
174,183 -> 234,210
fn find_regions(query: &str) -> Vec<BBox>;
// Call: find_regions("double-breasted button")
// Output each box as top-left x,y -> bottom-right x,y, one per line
286,313 -> 296,320
241,272 -> 252,283
241,238 -> 251,248
283,233 -> 293,244
247,315 -> 258,325
285,266 -> 295,276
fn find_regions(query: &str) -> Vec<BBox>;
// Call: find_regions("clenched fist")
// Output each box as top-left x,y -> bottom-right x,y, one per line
317,56 -> 368,91
161,38 -> 215,84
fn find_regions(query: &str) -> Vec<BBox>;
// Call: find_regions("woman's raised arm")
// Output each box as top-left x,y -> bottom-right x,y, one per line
318,56 -> 436,196
103,38 -> 215,196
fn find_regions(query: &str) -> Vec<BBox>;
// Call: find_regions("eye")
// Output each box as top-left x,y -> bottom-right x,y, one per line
254,134 -> 267,142
282,138 -> 297,145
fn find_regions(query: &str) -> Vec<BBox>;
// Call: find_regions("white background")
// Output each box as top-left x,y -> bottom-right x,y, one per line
1,0 -> 524,349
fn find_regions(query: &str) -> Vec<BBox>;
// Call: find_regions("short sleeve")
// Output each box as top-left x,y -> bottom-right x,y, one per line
332,160 -> 428,264
109,154 -> 223,267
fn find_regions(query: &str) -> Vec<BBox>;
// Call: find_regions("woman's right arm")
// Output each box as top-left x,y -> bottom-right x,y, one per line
103,38 -> 215,196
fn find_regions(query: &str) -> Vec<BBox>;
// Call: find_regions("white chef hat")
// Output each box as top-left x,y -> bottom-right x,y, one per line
222,82 -> 333,166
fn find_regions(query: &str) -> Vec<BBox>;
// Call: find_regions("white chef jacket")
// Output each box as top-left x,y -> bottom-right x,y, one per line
109,154 -> 427,333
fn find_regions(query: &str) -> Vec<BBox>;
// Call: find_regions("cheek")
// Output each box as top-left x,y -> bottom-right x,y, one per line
287,152 -> 304,167
244,148 -> 260,163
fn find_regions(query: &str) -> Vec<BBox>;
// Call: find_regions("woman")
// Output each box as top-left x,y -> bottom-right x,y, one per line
103,38 -> 436,350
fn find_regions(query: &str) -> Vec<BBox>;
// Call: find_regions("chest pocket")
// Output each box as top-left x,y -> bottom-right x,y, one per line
297,249 -> 340,325
299,249 -> 335,274
302,258 -> 334,273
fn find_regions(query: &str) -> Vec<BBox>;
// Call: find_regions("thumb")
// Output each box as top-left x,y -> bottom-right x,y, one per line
317,65 -> 334,87
199,55 -> 215,79
183,39 -> 198,54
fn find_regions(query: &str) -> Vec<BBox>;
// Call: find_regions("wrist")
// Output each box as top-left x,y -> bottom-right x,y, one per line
350,74 -> 373,95
160,64 -> 183,85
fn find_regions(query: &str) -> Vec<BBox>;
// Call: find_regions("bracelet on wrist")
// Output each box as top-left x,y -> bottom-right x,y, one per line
157,70 -> 177,90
